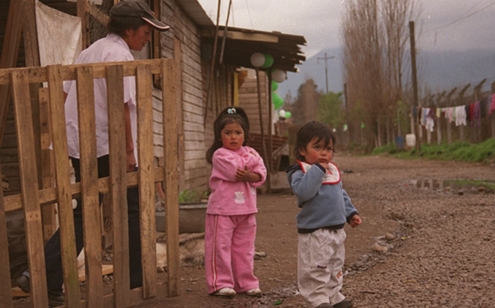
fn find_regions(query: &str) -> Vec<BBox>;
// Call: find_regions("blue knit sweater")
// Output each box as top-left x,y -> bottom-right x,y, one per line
286,162 -> 358,233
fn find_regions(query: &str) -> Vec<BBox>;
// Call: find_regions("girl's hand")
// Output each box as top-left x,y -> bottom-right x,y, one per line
349,214 -> 362,228
235,167 -> 261,182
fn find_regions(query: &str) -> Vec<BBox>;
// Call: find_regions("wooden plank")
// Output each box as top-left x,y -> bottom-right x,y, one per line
11,69 -> 49,307
47,65 -> 81,308
0,0 -> 23,146
0,156 -> 12,308
136,64 -> 157,298
79,264 -> 113,282
162,58 -> 180,297
0,59 -> 163,85
22,0 -> 40,68
4,167 -> 166,212
77,0 -> 89,48
76,66 -> 104,307
39,88 -> 57,242
174,38 -> 185,191
106,64 -> 130,307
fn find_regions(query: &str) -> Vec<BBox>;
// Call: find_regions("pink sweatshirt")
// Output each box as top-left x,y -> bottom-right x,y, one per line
207,146 -> 267,215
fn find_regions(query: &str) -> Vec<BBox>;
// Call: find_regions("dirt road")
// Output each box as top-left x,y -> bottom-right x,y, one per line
14,154 -> 495,307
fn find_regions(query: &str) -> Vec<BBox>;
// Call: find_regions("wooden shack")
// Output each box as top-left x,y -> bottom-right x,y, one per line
0,0 -> 306,307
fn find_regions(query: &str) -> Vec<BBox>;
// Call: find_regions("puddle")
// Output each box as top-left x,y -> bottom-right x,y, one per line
410,179 -> 495,194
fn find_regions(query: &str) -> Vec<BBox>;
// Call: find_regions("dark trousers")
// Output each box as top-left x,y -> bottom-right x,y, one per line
44,155 -> 142,293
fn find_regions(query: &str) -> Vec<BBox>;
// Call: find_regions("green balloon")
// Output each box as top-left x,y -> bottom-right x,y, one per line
272,92 -> 284,109
271,81 -> 279,91
285,111 -> 292,118
262,54 -> 274,68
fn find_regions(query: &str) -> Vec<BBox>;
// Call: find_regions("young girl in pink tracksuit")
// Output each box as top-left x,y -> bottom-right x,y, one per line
205,106 -> 267,298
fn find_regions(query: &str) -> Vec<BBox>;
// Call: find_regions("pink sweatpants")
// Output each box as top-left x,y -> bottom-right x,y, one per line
204,213 -> 259,294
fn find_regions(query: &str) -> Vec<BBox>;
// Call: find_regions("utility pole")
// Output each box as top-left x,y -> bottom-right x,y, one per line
317,53 -> 334,93
409,21 -> 420,153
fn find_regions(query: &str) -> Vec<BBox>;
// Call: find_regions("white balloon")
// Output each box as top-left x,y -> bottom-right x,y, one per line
271,69 -> 286,83
250,52 -> 265,68
278,109 -> 286,118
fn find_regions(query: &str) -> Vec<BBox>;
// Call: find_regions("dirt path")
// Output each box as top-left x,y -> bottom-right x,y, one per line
13,154 -> 495,307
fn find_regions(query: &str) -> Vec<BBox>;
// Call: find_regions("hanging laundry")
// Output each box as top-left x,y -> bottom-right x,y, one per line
465,105 -> 471,123
425,108 -> 435,132
455,106 -> 467,126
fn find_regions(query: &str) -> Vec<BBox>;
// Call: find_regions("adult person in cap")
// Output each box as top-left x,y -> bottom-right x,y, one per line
14,1 -> 169,306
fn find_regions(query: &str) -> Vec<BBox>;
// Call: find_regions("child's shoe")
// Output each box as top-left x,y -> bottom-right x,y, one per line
316,303 -> 332,308
246,288 -> 262,297
213,287 -> 236,298
333,298 -> 353,308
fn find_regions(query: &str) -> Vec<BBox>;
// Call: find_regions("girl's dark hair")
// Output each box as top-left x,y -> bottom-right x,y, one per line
107,16 -> 147,36
294,121 -> 336,161
206,106 -> 250,164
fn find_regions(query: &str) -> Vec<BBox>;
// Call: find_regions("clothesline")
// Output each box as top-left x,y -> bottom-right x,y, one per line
414,94 -> 495,132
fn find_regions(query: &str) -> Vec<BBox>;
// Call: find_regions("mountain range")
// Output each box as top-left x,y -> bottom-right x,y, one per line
277,47 -> 495,101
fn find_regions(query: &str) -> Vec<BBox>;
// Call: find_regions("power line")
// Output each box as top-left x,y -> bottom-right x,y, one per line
244,0 -> 254,29
426,1 -> 495,33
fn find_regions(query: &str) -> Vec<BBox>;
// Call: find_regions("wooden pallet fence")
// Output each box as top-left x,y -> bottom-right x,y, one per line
0,58 -> 180,308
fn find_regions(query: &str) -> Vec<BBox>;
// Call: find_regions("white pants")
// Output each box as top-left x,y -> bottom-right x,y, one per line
297,228 -> 346,307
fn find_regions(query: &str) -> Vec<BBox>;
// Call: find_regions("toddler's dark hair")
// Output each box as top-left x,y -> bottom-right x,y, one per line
206,106 -> 250,164
294,121 -> 336,161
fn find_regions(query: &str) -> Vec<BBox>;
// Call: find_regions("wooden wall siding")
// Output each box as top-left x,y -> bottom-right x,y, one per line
0,59 -> 180,306
238,70 -> 269,135
169,1 -> 208,192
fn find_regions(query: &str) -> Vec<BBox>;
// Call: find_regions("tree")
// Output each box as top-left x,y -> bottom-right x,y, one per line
341,0 -> 419,150
319,92 -> 345,129
288,78 -> 320,126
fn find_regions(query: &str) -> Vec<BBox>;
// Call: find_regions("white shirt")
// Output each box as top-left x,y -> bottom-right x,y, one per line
64,34 -> 137,159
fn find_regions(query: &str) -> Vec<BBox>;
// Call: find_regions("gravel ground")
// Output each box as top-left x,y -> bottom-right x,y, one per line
13,154 -> 495,308
338,154 -> 495,308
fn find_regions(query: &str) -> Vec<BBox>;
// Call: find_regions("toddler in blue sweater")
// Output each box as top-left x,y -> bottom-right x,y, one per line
286,121 -> 362,308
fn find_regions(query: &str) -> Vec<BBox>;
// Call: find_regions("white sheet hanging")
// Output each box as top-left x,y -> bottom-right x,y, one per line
36,1 -> 82,66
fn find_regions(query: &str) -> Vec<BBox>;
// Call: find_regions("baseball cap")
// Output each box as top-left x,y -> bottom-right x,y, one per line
110,0 -> 170,31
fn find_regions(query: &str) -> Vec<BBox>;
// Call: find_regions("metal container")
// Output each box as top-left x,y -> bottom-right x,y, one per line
156,202 -> 207,234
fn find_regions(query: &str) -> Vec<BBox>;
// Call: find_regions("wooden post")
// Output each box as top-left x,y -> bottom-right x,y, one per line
136,64 -> 157,298
458,84 -> 471,142
409,21 -> 420,153
267,71 -> 272,194
106,64 -> 130,307
39,88 -> 57,242
11,69 -> 50,307
76,66 -> 103,307
491,82 -> 495,139
0,154 -> 12,308
47,65 -> 81,307
77,0 -> 90,48
426,95 -> 433,145
473,79 -> 486,144
445,87 -> 457,145
0,0 -> 23,146
255,68 -> 267,193
436,91 -> 446,145
162,59 -> 180,297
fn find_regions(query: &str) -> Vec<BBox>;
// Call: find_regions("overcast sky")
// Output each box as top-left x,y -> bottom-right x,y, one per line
197,0 -> 495,58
